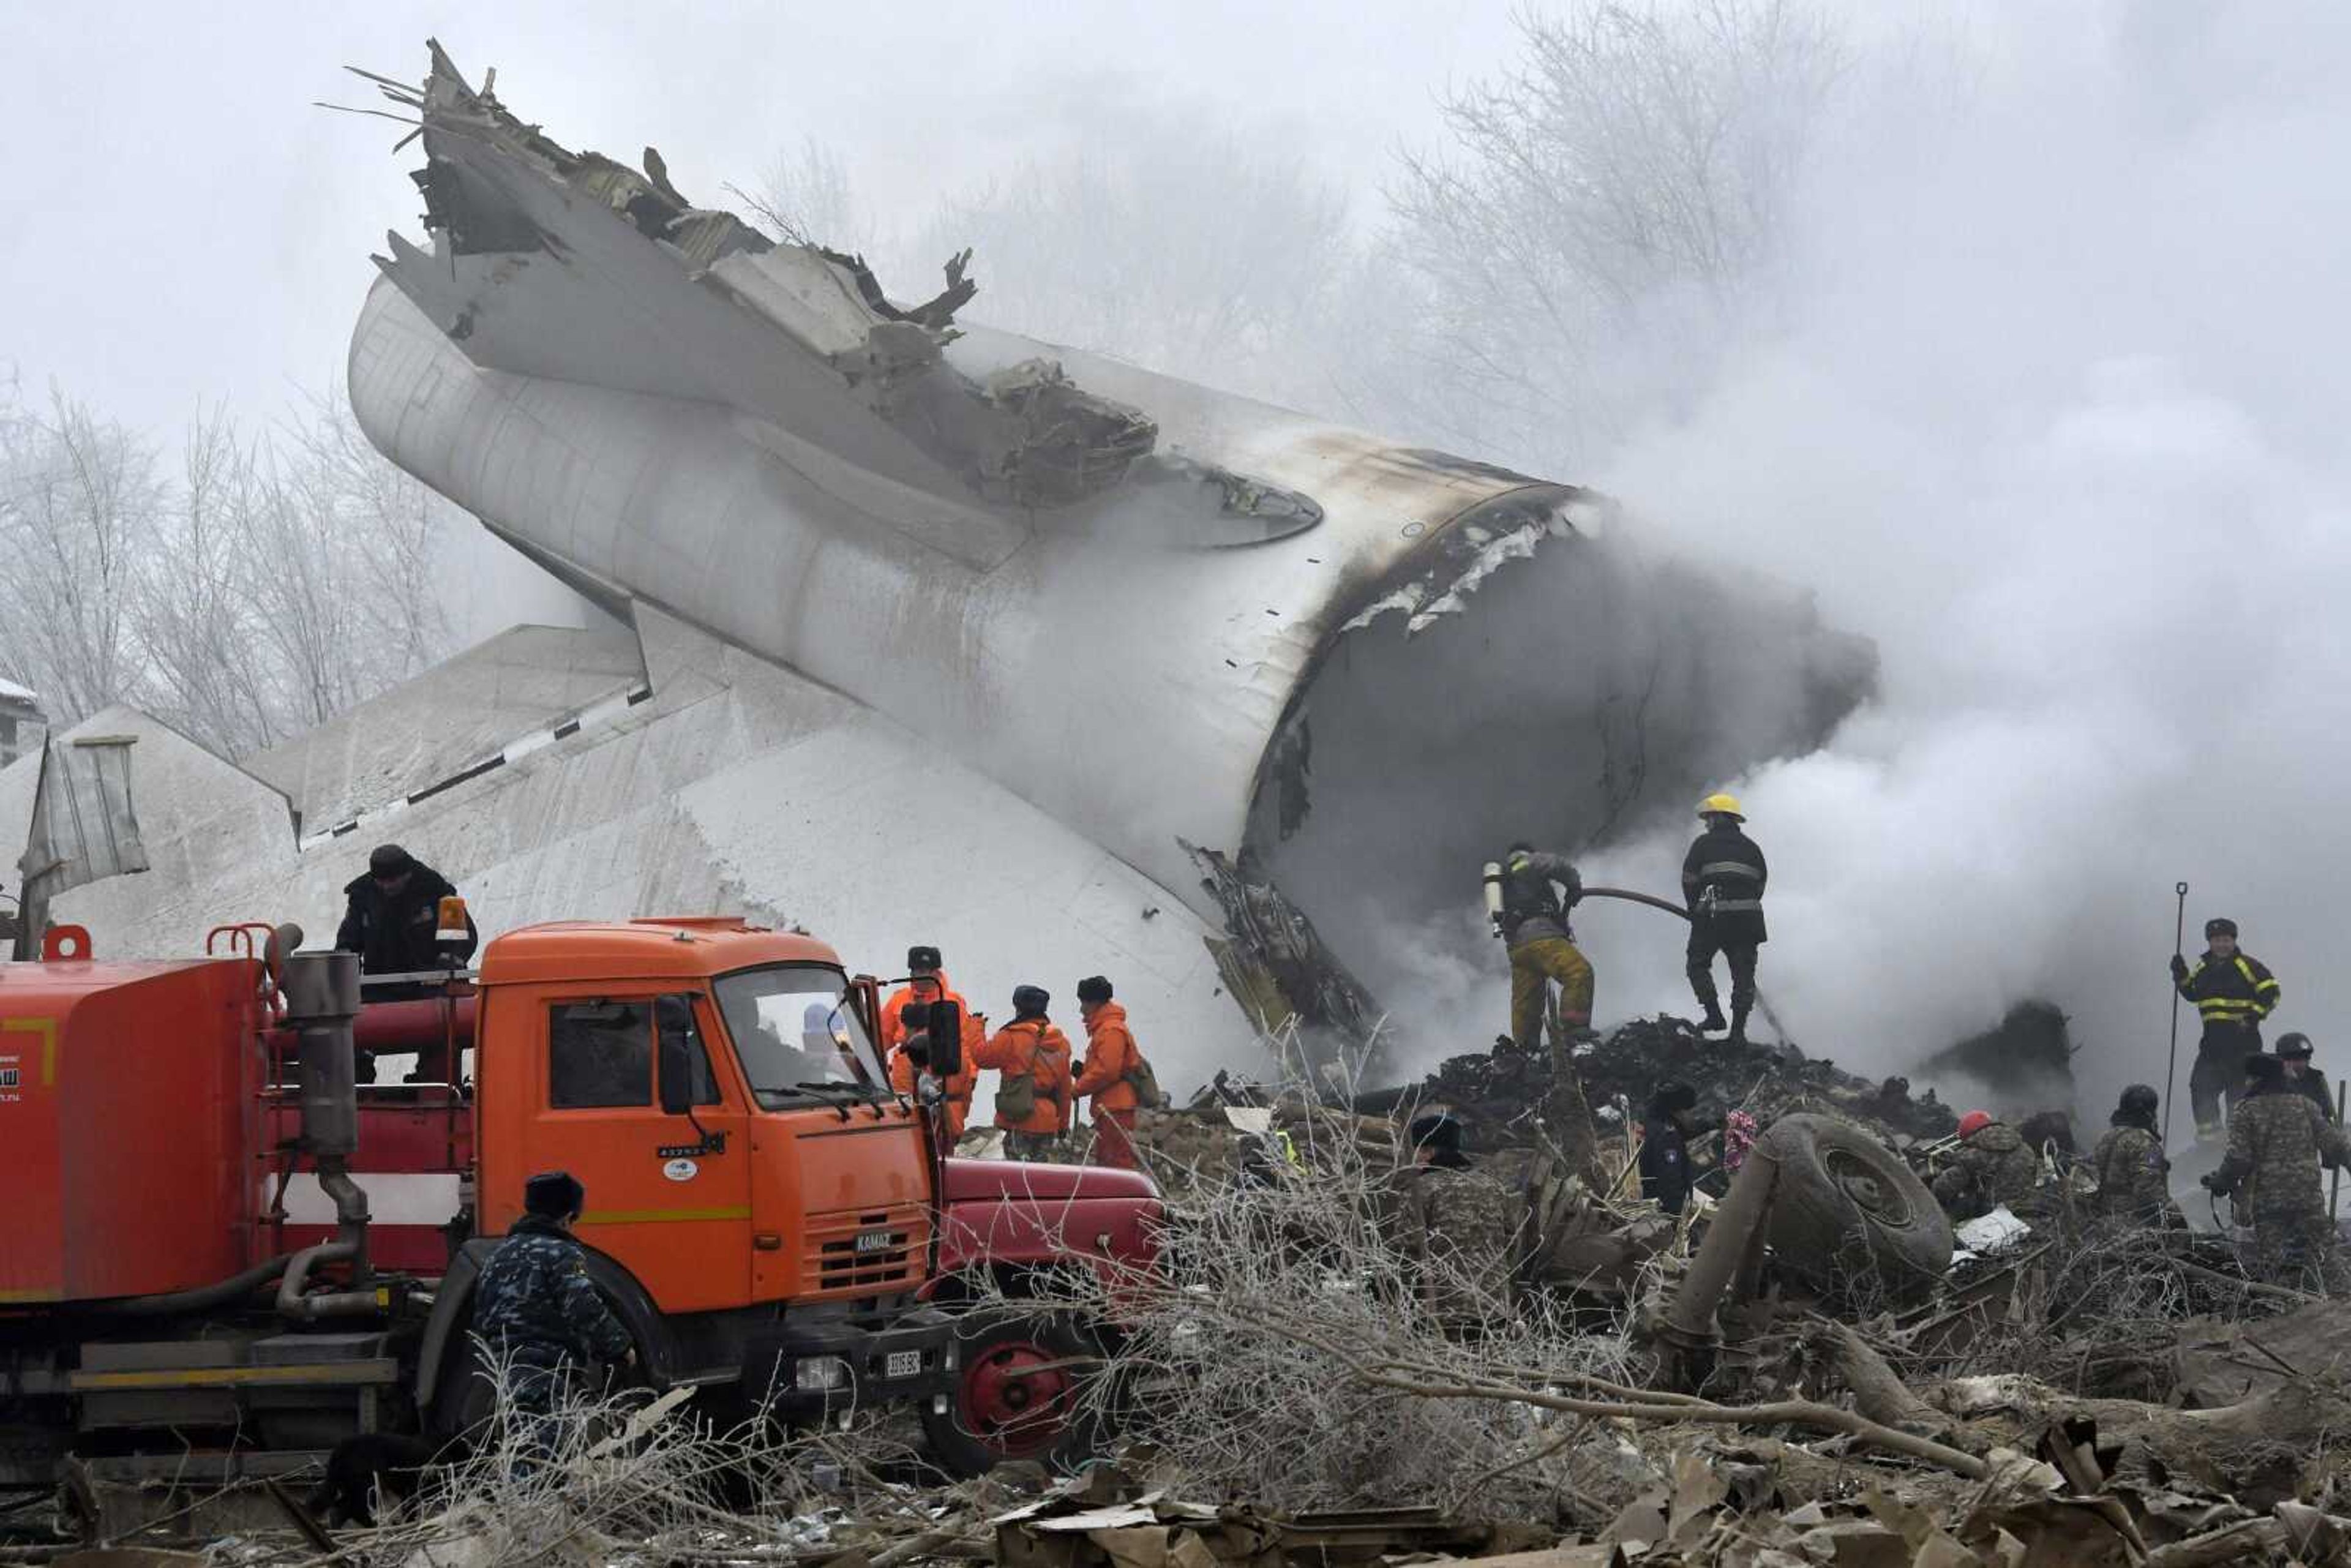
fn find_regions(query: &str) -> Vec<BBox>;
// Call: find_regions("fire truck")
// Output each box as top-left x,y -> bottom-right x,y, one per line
0,914 -> 1158,1496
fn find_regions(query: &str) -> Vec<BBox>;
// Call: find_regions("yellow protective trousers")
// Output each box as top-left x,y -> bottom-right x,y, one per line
1509,936 -> 1594,1048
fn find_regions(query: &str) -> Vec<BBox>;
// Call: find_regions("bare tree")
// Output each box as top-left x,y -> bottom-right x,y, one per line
132,408 -> 285,756
0,388 -> 162,724
4,381 -> 460,759
738,133 -> 874,253
909,124 -> 1354,410
1363,0 -> 1850,461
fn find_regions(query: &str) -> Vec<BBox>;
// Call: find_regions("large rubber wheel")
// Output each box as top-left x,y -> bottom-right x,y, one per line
920,1311 -> 1104,1477
1760,1114 -> 1952,1305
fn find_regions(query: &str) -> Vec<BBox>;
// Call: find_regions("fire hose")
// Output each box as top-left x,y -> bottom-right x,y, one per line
1574,886 -> 1793,1045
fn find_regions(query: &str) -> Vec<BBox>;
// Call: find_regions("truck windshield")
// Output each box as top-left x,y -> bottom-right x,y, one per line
713,964 -> 887,1106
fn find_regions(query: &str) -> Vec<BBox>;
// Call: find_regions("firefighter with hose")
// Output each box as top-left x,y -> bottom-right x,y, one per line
1485,843 -> 1592,1049
1683,793 -> 1767,1045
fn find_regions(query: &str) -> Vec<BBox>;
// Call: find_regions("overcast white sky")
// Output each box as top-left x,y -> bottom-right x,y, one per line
6,1 -> 1516,430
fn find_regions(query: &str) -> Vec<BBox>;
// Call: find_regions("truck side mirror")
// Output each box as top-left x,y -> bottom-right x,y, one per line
928,999 -> 963,1079
656,995 -> 696,1117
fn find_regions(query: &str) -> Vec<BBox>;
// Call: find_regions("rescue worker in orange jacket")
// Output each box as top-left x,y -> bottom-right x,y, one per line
880,945 -> 962,1051
1070,975 -> 1144,1171
887,1000 -> 980,1140
973,985 -> 1074,1160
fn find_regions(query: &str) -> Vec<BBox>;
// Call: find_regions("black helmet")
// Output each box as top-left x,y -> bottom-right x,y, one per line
2278,1032 -> 2314,1059
1506,840 -> 1533,855
1011,985 -> 1050,1019
2119,1084 -> 2159,1116
899,1000 -> 931,1037
2244,1052 -> 2283,1081
907,945 -> 942,973
1649,1081 -> 1699,1118
1408,1112 -> 1463,1156
2205,917 -> 2238,939
1076,975 -> 1114,1005
523,1169 -> 585,1220
369,843 -> 414,877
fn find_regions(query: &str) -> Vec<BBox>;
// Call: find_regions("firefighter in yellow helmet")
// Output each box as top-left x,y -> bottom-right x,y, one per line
1684,793 -> 1766,1044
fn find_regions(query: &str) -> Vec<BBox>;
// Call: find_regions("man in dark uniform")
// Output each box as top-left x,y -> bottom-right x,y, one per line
473,1171 -> 634,1469
1682,793 -> 1767,1042
336,844 -> 478,977
2277,1033 -> 2334,1123
1638,1082 -> 1702,1215
2172,917 -> 2281,1139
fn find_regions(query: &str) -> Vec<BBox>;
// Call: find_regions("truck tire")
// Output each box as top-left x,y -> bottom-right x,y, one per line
920,1310 -> 1106,1478
1760,1114 -> 1952,1305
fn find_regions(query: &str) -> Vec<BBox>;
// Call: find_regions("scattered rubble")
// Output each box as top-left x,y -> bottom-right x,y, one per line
36,1013 -> 2351,1567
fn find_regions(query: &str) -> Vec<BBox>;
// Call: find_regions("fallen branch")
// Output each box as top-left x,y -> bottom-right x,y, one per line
1345,1364 -> 1992,1480
2143,1517 -> 2283,1567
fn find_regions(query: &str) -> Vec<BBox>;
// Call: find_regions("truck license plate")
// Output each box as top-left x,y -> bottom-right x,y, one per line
886,1350 -> 921,1380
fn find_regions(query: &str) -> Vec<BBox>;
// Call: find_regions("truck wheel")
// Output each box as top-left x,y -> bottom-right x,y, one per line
1761,1114 -> 1952,1305
920,1311 -> 1104,1477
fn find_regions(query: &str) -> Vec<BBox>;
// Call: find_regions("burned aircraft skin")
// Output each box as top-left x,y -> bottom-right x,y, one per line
348,43 -> 1870,1055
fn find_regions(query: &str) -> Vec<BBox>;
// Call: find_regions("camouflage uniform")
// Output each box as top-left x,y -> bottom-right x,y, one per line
1400,1164 -> 1518,1334
473,1215 -> 633,1460
1930,1122 -> 2039,1222
2211,1087 -> 2351,1287
2089,1122 -> 2173,1225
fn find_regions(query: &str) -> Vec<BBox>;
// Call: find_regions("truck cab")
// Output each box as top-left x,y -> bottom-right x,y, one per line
426,918 -> 953,1431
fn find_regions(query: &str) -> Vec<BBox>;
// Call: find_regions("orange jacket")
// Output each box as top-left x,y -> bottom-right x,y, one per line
973,1016 -> 1074,1134
880,972 -> 964,1050
887,1021 -> 979,1139
1072,1003 -> 1142,1117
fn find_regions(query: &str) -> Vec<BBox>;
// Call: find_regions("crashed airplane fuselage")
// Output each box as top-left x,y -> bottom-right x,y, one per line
346,43 -> 1869,1059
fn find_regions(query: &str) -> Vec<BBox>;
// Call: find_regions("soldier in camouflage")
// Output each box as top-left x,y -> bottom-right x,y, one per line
473,1171 -> 635,1466
2203,1054 -> 2351,1288
1930,1111 -> 2041,1223
1398,1114 -> 1517,1336
2089,1084 -> 2176,1226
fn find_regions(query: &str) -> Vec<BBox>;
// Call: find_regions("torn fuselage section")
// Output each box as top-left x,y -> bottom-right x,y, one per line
372,41 -> 1168,512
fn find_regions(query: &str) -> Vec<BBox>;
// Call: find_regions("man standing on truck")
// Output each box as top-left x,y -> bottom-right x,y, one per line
473,1171 -> 634,1471
975,986 -> 1074,1160
880,945 -> 962,1050
336,844 -> 478,978
1071,975 -> 1152,1171
889,1001 -> 978,1140
1682,794 -> 1767,1044
1488,842 -> 1592,1049
2172,917 -> 2281,1139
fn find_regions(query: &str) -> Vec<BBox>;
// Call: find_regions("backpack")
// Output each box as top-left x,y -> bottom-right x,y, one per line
993,1021 -> 1056,1124
1122,1049 -> 1168,1110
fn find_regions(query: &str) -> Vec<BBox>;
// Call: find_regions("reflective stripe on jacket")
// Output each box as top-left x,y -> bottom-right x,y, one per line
2177,951 -> 2280,1029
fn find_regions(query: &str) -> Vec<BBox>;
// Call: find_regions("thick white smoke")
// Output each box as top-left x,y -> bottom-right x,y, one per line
1575,4 -> 2351,1121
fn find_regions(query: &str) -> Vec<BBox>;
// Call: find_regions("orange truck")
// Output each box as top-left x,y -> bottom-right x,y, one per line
0,915 -> 1160,1499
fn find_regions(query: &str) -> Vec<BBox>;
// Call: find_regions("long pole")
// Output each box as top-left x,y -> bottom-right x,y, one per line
2333,1078 -> 2347,1226
2162,880 -> 2189,1147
